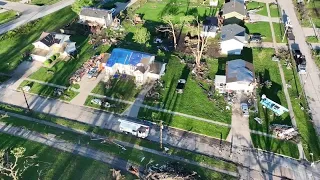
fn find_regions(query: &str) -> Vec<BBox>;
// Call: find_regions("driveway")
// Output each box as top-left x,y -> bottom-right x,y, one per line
227,99 -> 252,148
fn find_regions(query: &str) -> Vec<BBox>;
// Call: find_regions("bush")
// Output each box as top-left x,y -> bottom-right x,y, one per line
43,59 -> 52,66
71,83 -> 80,89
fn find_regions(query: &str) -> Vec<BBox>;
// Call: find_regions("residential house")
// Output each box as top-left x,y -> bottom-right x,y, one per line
215,59 -> 255,94
220,24 -> 248,55
79,7 -> 113,28
102,48 -> 166,84
201,16 -> 219,38
222,0 -> 247,23
31,32 -> 76,62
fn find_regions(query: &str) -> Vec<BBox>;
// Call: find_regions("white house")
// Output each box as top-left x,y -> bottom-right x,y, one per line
215,59 -> 255,94
79,7 -> 113,28
220,24 -> 248,55
31,32 -> 76,62
201,16 -> 219,38
102,48 -> 166,84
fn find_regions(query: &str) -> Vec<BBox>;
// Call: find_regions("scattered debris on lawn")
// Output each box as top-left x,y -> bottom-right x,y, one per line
270,124 -> 299,141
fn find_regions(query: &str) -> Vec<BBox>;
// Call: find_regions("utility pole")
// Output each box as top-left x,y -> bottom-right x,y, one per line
22,89 -> 31,111
159,120 -> 163,149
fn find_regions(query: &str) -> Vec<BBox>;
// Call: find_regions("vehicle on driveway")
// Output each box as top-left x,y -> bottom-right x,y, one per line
240,103 -> 249,117
118,119 -> 150,138
293,50 -> 306,74
91,98 -> 102,106
88,67 -> 98,79
249,34 -> 262,43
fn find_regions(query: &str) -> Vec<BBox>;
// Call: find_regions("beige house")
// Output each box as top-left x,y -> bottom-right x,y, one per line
79,7 -> 113,27
102,48 -> 166,84
222,0 -> 247,23
215,59 -> 255,94
31,32 -> 76,62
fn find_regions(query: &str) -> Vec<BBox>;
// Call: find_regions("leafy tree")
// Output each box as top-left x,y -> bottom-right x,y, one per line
133,27 -> 150,44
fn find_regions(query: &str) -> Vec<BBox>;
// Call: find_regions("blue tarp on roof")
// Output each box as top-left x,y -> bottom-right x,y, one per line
227,59 -> 254,82
106,48 -> 153,67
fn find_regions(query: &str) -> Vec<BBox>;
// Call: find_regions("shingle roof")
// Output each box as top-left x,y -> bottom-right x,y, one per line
222,0 -> 247,16
204,16 -> 218,26
221,24 -> 246,43
40,33 -> 58,47
80,7 -> 111,18
226,59 -> 254,83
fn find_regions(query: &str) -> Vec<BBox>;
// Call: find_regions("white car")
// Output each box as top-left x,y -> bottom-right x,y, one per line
91,98 -> 102,106
87,67 -> 98,79
240,103 -> 249,117
110,8 -> 116,14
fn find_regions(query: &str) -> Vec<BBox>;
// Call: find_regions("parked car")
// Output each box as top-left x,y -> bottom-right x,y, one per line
176,79 -> 186,94
240,103 -> 249,117
293,50 -> 307,74
91,98 -> 102,106
88,67 -> 98,79
249,35 -> 262,43
110,8 -> 116,14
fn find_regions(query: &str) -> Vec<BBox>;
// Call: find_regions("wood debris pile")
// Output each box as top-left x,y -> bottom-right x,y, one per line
141,162 -> 199,180
270,124 -> 299,142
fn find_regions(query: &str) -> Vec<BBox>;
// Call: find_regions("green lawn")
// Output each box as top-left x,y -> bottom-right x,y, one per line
313,50 -> 320,69
245,22 -> 273,42
28,35 -> 98,86
138,107 -> 231,139
306,36 -> 319,43
85,95 -> 130,113
0,7 -> 76,73
0,102 -> 238,173
246,1 -> 268,16
142,56 -> 231,124
269,3 -> 280,17
30,0 -> 61,5
92,78 -> 140,101
0,133 -> 135,179
251,134 -> 299,159
304,0 -> 320,28
0,10 -> 17,25
282,61 -> 320,161
273,22 -> 287,43
19,80 -> 79,101
0,113 -> 237,179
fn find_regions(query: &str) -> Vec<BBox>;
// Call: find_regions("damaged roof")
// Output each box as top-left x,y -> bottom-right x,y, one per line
222,0 -> 247,16
226,59 -> 254,83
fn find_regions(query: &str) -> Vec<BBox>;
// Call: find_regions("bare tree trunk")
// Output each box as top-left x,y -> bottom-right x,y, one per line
169,21 -> 177,49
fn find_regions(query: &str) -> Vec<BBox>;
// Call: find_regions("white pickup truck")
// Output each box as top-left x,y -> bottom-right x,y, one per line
118,119 -> 150,138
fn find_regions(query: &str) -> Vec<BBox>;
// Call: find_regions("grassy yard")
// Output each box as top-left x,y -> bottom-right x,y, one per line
0,7 -> 76,73
30,0 -> 61,5
0,103 -> 238,173
84,95 -> 130,113
313,50 -> 320,69
269,3 -> 280,17
0,10 -> 17,25
28,35 -> 98,86
273,22 -> 287,43
245,22 -> 272,42
142,56 -> 232,124
306,36 -> 319,43
305,0 -> 320,28
246,1 -> 268,16
251,134 -> 299,159
0,113 -> 237,179
138,107 -> 231,139
19,80 -> 79,102
0,133 -> 135,179
92,77 -> 140,101
281,61 -> 320,161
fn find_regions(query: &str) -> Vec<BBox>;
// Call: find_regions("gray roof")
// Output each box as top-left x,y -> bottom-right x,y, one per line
226,59 -> 254,83
204,16 -> 218,26
221,24 -> 246,43
80,7 -> 111,18
222,0 -> 247,16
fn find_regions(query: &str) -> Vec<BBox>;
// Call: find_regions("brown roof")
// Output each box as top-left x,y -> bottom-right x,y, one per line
140,57 -> 150,66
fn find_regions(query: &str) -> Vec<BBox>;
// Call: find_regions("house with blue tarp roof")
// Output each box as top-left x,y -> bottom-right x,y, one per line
215,59 -> 256,94
102,48 -> 166,84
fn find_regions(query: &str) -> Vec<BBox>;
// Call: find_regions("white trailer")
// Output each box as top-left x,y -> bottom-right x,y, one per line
118,119 -> 150,138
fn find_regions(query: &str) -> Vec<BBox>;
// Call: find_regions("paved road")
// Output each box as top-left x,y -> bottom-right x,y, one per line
0,122 -> 138,173
277,0 -> 320,135
0,109 -> 239,177
0,0 -> 75,35
0,87 -> 319,179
